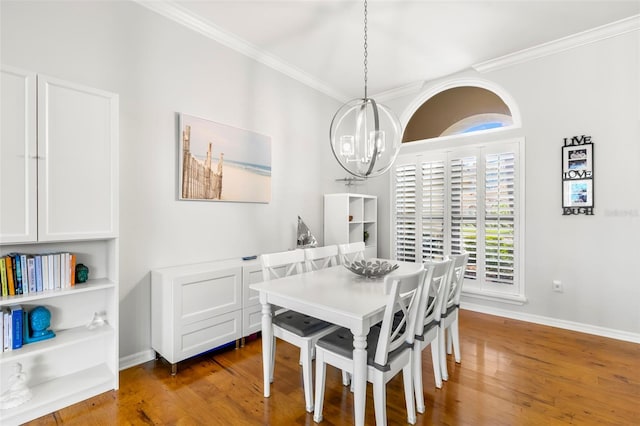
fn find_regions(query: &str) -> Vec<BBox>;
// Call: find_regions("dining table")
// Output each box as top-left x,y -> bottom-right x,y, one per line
249,259 -> 422,426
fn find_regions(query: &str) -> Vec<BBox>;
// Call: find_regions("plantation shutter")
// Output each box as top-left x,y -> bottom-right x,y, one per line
450,156 -> 478,279
421,160 -> 446,261
394,163 -> 417,262
484,152 -> 516,284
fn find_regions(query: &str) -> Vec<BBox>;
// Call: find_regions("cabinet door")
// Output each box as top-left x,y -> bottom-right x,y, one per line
37,75 -> 118,241
0,67 -> 37,243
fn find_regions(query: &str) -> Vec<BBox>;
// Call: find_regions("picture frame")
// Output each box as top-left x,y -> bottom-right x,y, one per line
179,113 -> 271,203
561,136 -> 594,215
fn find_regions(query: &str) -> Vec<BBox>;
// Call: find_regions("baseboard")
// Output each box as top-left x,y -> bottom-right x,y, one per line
119,349 -> 156,371
461,302 -> 640,344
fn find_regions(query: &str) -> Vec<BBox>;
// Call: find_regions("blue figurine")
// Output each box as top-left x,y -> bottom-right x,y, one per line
24,306 -> 55,344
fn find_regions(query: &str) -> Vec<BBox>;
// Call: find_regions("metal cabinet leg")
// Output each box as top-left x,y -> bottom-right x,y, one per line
171,363 -> 177,376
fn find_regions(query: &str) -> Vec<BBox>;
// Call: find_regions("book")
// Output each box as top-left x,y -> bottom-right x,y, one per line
70,254 -> 76,286
0,310 -> 3,352
35,255 -> 43,292
10,305 -> 23,349
54,254 -> 61,290
42,254 -> 50,291
0,257 -> 7,296
6,256 -> 15,296
3,309 -> 11,352
63,253 -> 69,288
20,254 -> 28,295
12,254 -> 23,295
47,254 -> 55,290
27,256 -> 36,293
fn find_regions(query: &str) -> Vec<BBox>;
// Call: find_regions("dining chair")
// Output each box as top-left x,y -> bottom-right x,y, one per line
260,249 -> 338,413
412,259 -> 452,414
337,241 -> 366,264
313,266 -> 426,425
439,252 -> 469,381
304,245 -> 339,272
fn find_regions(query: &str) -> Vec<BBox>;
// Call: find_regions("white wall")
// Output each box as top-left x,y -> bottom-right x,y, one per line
378,30 -> 640,338
1,0 -> 349,362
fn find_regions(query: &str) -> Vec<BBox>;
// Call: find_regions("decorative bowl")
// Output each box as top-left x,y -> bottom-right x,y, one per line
344,259 -> 399,278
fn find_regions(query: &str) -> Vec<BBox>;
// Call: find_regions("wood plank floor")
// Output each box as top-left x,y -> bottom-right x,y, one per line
27,310 -> 640,425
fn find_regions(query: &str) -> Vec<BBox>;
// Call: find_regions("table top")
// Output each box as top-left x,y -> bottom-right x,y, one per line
250,260 -> 422,327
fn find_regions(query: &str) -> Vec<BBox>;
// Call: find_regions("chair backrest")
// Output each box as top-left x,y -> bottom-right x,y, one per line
444,253 -> 470,311
413,259 -> 452,338
304,245 -> 338,272
337,242 -> 365,265
374,266 -> 425,369
260,249 -> 305,281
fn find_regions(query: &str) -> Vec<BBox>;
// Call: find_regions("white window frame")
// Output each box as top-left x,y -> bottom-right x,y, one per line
391,137 -> 526,305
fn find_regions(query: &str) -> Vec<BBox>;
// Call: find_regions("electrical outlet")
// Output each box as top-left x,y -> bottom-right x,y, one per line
552,280 -> 563,292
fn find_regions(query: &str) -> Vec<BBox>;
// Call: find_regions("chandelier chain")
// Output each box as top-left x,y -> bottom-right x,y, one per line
363,0 -> 368,99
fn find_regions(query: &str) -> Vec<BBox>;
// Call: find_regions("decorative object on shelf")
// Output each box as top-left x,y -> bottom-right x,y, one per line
179,113 -> 272,203
562,135 -> 594,215
23,306 -> 56,344
296,216 -> 318,248
329,0 -> 402,178
363,230 -> 370,243
344,259 -> 399,278
0,363 -> 32,410
349,215 -> 354,222
76,263 -> 90,283
335,176 -> 365,188
87,311 -> 108,330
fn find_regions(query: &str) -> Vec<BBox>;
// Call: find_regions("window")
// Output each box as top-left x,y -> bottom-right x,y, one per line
392,139 -> 524,303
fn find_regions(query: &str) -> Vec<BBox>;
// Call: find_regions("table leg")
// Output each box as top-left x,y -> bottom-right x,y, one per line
352,331 -> 368,426
261,302 -> 273,398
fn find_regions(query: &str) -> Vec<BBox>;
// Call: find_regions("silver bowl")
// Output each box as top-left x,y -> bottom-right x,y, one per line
344,259 -> 399,278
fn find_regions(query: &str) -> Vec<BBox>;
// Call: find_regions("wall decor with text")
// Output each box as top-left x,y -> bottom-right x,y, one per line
562,135 -> 594,215
179,114 -> 271,203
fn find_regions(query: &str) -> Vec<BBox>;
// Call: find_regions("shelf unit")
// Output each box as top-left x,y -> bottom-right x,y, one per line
324,193 -> 378,258
0,66 -> 118,425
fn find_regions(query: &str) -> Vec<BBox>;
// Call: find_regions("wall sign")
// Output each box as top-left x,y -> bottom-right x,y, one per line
562,135 -> 594,215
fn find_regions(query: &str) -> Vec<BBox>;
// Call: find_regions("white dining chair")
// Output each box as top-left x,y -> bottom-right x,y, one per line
260,249 -> 338,413
304,245 -> 339,272
412,259 -> 452,414
439,252 -> 469,381
337,241 -> 366,264
313,266 -> 426,425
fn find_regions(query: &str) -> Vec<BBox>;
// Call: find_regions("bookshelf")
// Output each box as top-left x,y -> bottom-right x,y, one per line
0,66 -> 118,425
324,193 -> 378,258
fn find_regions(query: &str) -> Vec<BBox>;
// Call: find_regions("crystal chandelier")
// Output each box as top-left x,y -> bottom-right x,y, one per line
330,0 -> 402,178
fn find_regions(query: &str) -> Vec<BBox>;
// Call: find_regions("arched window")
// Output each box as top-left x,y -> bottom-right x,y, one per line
392,80 -> 525,304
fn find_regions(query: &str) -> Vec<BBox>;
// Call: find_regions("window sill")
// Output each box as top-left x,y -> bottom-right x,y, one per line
461,288 -> 527,305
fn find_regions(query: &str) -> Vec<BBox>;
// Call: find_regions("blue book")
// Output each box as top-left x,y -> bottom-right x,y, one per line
20,254 -> 28,295
35,255 -> 43,292
10,305 -> 23,349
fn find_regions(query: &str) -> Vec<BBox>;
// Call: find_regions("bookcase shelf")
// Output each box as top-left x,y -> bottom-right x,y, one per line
0,67 -> 119,425
324,193 -> 378,258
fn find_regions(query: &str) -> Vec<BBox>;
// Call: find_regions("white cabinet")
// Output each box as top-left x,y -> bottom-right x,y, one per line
324,193 -> 378,259
151,259 -> 261,374
0,67 -> 119,426
0,67 -> 118,243
242,262 -> 264,338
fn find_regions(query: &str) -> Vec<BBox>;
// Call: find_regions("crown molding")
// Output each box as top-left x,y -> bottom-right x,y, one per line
133,0 -> 349,102
370,81 -> 425,103
474,14 -> 640,73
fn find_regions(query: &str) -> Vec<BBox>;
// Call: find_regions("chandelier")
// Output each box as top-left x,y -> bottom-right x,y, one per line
329,0 -> 402,178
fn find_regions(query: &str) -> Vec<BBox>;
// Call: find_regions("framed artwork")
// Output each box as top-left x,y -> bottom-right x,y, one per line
561,135 -> 594,215
179,113 -> 271,203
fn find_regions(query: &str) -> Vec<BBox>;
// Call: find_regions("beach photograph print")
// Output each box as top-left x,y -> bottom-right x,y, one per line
179,114 -> 271,203
563,180 -> 593,207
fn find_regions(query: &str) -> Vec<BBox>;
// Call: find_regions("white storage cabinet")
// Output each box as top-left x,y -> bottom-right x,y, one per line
324,193 -> 378,259
0,66 -> 119,426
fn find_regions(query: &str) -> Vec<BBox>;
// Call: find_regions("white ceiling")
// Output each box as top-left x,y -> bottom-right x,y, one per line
143,1 -> 640,100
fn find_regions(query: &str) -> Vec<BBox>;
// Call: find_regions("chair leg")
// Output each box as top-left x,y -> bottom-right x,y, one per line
313,350 -> 327,423
301,343 -> 314,413
430,339 -> 443,389
447,326 -> 453,355
413,346 -> 425,414
451,314 -> 461,363
270,337 -> 276,383
439,325 -> 448,381
342,370 -> 351,386
403,361 -> 416,424
373,373 -> 387,426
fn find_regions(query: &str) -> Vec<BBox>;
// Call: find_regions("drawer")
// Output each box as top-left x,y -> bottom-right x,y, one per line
177,310 -> 242,362
242,303 -> 263,336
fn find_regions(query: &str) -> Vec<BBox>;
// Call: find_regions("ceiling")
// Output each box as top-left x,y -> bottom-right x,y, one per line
142,1 -> 640,100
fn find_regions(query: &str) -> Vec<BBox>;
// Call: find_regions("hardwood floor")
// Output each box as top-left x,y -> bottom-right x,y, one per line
27,310 -> 640,425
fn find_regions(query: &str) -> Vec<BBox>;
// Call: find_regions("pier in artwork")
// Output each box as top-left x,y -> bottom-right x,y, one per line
181,125 -> 223,199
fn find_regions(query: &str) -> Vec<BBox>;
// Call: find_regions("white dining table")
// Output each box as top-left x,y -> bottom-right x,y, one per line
249,260 -> 421,426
